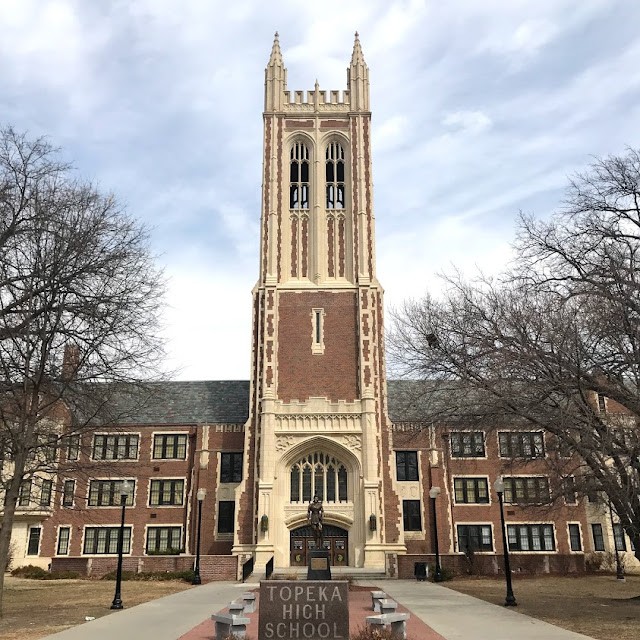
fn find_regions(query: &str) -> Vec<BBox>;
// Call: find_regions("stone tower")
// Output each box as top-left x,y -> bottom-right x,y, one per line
233,33 -> 404,571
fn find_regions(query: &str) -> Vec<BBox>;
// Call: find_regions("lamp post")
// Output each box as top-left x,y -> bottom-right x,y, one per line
192,487 -> 206,585
608,499 -> 625,581
494,477 -> 517,606
111,480 -> 133,610
429,486 -> 443,582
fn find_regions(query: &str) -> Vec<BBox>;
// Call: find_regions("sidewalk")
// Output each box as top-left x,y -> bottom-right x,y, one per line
42,578 -> 595,640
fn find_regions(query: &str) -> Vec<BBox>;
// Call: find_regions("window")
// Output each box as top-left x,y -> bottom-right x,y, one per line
457,525 -> 493,552
153,434 -> 187,460
563,477 -> 577,504
88,480 -> 135,507
568,524 -> 582,551
396,451 -> 418,481
27,527 -> 41,555
325,142 -> 345,209
290,142 -> 310,209
503,477 -> 550,504
40,479 -> 53,507
57,527 -> 71,555
19,480 -> 31,506
454,478 -> 490,504
92,434 -> 138,460
62,479 -> 75,507
403,500 -> 422,531
84,527 -> 131,554
67,434 -> 80,461
507,524 -> 555,551
613,523 -> 627,551
44,434 -> 58,462
311,308 -> 325,354
220,453 -> 243,483
146,527 -> 182,554
290,452 -> 348,503
149,479 -> 184,506
218,501 -> 235,534
498,432 -> 545,458
591,523 -> 605,551
450,432 -> 485,457
598,393 -> 607,413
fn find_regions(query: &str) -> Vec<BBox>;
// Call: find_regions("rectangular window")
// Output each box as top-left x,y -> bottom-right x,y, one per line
450,432 -> 485,457
396,451 -> 419,481
457,524 -> 493,552
563,477 -> 577,504
503,477 -> 550,504
44,434 -> 58,463
220,453 -> 243,483
454,477 -> 490,504
57,527 -> 71,555
153,434 -> 188,460
591,523 -> 605,551
84,527 -> 131,554
498,432 -> 545,458
19,480 -> 31,506
146,527 -> 182,554
613,523 -> 627,551
27,528 -> 41,555
88,480 -> 135,507
67,434 -> 80,461
507,524 -> 555,551
40,479 -> 53,507
569,524 -> 582,551
402,500 -> 422,531
62,479 -> 75,507
92,434 -> 139,460
218,501 -> 235,534
149,479 -> 184,506
311,308 -> 325,354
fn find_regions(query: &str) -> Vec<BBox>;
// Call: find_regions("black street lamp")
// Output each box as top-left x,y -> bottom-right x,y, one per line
494,477 -> 517,607
192,487 -> 207,585
429,486 -> 443,582
111,480 -> 133,610
608,500 -> 625,581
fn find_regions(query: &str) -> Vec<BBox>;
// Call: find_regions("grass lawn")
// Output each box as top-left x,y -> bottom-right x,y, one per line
0,576 -> 193,640
446,574 -> 640,640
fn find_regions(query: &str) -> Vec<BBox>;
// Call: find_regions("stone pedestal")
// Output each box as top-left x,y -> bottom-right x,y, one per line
307,550 -> 332,580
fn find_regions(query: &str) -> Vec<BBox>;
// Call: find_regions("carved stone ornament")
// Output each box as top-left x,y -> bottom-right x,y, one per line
339,434 -> 361,451
275,435 -> 296,452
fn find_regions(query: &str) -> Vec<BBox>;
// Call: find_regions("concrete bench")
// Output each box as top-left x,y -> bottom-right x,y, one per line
365,613 -> 410,640
242,591 -> 256,613
379,598 -> 398,614
227,601 -> 245,615
211,613 -> 250,640
371,590 -> 387,612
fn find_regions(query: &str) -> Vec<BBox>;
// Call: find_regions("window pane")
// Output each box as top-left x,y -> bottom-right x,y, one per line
569,524 -> 582,551
57,527 -> 70,555
290,466 -> 300,502
592,524 -> 605,551
27,528 -> 41,555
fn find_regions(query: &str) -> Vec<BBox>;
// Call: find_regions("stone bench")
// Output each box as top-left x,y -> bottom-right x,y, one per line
379,598 -> 398,614
371,590 -> 387,612
242,591 -> 256,613
227,601 -> 245,616
211,613 -> 250,640
365,613 -> 411,640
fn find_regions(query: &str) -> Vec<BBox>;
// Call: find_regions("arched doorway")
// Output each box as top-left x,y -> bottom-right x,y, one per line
290,524 -> 348,567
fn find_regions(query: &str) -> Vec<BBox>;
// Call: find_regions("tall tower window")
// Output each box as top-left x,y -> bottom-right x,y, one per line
290,142 -> 310,209
325,142 -> 345,209
290,452 -> 348,503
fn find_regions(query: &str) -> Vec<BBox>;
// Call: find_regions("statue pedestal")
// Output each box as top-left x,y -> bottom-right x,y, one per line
307,550 -> 332,580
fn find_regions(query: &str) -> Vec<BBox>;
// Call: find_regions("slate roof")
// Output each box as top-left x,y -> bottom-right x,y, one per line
104,379 -> 437,426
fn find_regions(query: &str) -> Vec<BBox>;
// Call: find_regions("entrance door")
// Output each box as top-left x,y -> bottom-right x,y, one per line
290,524 -> 348,566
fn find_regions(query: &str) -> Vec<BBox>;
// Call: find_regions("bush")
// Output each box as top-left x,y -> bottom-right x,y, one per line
11,565 -> 80,580
428,564 -> 454,581
350,626 -> 414,640
100,569 -> 195,582
585,552 -> 605,573
599,551 -> 627,574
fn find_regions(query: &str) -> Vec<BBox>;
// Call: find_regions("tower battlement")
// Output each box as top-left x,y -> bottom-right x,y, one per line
281,88 -> 351,112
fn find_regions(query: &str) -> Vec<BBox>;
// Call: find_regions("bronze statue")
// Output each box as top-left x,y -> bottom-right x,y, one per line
307,494 -> 324,548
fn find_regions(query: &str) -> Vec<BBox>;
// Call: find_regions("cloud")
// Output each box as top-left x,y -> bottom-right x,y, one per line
441,110 -> 492,134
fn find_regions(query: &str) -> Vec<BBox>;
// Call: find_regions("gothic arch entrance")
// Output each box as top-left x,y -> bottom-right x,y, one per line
290,525 -> 348,567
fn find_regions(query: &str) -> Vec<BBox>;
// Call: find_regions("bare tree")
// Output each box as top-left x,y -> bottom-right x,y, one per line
389,149 -> 640,560
0,127 -> 166,614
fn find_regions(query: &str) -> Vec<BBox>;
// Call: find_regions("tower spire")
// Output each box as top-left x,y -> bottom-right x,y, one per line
265,31 -> 287,111
348,31 -> 369,111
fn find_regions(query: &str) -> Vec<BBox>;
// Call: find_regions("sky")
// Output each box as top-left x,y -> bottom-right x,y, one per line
2,0 -> 639,380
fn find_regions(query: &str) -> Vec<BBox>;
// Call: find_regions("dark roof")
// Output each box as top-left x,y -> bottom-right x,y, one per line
111,380 -> 250,425
103,379 -> 438,426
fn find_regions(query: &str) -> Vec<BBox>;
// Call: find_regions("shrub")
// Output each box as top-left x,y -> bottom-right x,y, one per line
428,564 -> 454,581
11,565 -> 80,580
585,552 -> 604,573
599,551 -> 627,573
350,626 -> 414,640
100,569 -> 195,582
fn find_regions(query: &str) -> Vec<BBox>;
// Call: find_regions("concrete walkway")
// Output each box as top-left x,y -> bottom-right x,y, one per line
42,578 -> 595,640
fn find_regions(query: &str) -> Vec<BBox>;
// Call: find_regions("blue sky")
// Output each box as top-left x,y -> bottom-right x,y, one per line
2,0 -> 639,380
